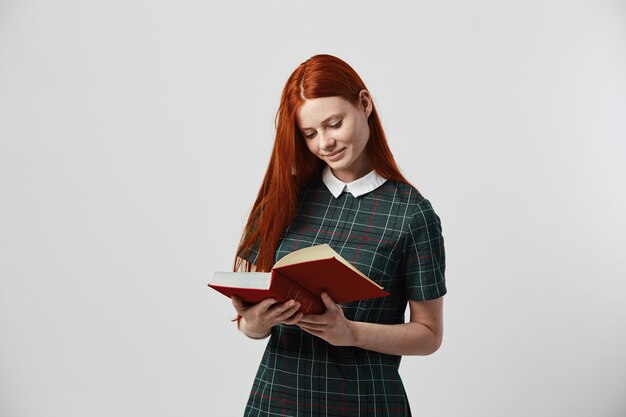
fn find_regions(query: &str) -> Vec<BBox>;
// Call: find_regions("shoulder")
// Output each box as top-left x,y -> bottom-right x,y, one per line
378,180 -> 435,214
378,180 -> 443,239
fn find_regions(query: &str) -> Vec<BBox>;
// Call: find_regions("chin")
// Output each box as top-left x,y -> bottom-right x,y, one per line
326,160 -> 349,171
328,162 -> 359,179
325,155 -> 351,168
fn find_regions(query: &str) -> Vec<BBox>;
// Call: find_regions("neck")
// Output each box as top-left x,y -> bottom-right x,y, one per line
331,157 -> 373,183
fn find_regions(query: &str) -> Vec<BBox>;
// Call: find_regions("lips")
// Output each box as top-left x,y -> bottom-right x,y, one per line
324,148 -> 346,160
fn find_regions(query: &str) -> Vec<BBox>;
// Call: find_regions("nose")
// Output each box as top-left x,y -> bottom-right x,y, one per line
318,131 -> 336,151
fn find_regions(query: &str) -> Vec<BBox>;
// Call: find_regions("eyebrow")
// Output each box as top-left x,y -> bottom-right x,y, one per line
300,113 -> 344,130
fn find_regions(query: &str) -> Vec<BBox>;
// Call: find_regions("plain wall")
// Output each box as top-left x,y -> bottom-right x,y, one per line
1,1 -> 625,416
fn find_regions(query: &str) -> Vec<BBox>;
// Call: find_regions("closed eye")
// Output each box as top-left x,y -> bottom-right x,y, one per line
302,120 -> 342,139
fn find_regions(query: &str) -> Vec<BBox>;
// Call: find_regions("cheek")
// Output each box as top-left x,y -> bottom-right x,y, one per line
337,124 -> 356,142
345,123 -> 368,149
360,125 -> 371,149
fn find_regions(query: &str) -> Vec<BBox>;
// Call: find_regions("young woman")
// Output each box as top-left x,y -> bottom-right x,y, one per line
230,54 -> 447,417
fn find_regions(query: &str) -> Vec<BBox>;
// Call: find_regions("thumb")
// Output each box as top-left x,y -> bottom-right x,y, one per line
320,292 -> 338,310
231,296 -> 246,312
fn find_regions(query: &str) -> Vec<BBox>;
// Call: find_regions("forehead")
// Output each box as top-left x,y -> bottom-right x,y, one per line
296,96 -> 354,129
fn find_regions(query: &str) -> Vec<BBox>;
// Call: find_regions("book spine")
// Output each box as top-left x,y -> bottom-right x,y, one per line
271,270 -> 325,315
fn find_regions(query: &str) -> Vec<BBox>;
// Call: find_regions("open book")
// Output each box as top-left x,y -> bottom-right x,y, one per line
209,244 -> 389,314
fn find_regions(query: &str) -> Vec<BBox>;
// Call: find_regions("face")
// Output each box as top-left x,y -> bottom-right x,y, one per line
296,91 -> 373,183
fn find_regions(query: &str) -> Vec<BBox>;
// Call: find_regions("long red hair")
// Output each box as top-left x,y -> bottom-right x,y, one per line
234,54 -> 412,274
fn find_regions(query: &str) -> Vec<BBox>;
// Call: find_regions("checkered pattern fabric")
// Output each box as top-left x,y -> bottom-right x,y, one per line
241,173 -> 446,416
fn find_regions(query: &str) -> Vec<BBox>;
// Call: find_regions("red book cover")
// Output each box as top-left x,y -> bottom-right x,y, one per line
209,270 -> 325,314
209,244 -> 389,314
273,257 -> 388,304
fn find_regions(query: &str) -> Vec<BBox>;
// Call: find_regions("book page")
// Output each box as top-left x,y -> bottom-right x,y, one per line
211,272 -> 272,289
273,244 -> 336,268
273,244 -> 373,283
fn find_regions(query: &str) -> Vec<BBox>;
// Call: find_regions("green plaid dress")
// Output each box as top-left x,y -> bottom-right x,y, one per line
242,168 -> 447,417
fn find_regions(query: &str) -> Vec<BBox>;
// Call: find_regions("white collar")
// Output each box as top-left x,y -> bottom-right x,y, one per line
321,165 -> 387,198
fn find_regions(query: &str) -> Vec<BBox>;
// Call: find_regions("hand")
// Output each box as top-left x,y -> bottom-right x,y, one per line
231,296 -> 303,338
297,292 -> 357,346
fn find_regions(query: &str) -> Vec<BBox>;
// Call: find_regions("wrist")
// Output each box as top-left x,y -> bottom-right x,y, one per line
240,318 -> 271,339
243,329 -> 271,339
348,320 -> 362,348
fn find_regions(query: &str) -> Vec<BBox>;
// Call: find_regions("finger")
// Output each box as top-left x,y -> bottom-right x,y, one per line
231,296 -> 246,311
297,321 -> 326,331
258,298 -> 279,312
273,302 -> 301,321
320,292 -> 338,310
299,314 -> 327,325
268,300 -> 299,317
297,325 -> 323,338
281,311 -> 304,325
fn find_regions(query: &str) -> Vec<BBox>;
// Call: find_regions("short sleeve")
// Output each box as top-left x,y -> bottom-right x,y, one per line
402,198 -> 447,301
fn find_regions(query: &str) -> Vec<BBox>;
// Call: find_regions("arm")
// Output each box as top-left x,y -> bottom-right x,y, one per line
351,297 -> 443,355
297,292 -> 444,356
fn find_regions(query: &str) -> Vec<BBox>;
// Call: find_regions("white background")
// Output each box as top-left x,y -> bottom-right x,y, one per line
1,1 -> 625,416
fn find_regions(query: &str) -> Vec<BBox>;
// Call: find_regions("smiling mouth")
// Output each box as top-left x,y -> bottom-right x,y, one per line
324,148 -> 346,157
